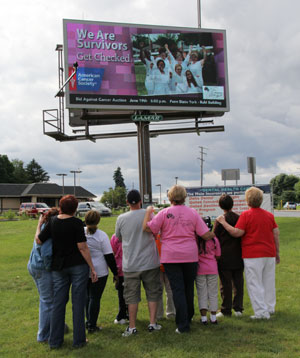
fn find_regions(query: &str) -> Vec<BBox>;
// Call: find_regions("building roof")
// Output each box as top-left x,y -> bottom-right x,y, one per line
0,183 -> 96,198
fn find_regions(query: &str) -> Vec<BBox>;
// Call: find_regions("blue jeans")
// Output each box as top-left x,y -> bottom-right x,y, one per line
28,263 -> 53,342
50,264 -> 89,348
163,262 -> 198,332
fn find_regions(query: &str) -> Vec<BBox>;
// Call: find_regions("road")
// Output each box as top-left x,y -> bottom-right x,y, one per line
274,210 -> 300,217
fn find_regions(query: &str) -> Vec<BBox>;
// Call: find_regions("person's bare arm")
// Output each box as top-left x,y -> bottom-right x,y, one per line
143,206 -> 154,232
77,242 -> 98,282
35,215 -> 44,244
273,227 -> 280,264
216,215 -> 245,238
200,231 -> 215,241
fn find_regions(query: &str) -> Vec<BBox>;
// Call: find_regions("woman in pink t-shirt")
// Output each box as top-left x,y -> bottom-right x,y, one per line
143,185 -> 214,333
216,187 -> 280,320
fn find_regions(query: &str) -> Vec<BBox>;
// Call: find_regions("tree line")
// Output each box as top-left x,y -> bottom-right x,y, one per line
0,155 -> 49,184
270,173 -> 300,207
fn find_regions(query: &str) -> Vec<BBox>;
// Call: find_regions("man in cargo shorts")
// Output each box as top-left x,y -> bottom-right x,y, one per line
115,189 -> 162,337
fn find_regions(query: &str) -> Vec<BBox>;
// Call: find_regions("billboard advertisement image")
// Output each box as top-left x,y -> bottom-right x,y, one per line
63,19 -> 229,112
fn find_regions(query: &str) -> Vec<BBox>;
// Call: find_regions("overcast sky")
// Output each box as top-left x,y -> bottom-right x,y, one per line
1,0 -> 299,201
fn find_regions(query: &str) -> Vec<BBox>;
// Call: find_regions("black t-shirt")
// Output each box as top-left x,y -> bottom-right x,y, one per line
39,216 -> 87,270
214,211 -> 244,270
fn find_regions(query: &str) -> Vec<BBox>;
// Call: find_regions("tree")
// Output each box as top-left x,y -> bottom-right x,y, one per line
0,155 -> 14,183
11,159 -> 29,183
294,181 -> 300,202
281,190 -> 296,203
101,186 -> 127,209
270,173 -> 300,206
25,159 -> 49,183
113,167 -> 125,188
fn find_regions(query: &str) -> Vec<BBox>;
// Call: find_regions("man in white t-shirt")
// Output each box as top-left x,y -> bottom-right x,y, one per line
115,190 -> 162,337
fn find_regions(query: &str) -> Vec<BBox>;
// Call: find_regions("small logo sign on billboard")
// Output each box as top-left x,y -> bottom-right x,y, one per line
131,114 -> 163,122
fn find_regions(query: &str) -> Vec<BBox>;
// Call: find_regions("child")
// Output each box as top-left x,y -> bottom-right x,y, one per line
155,234 -> 175,320
110,233 -> 128,324
85,210 -> 118,333
196,235 -> 221,325
214,194 -> 244,317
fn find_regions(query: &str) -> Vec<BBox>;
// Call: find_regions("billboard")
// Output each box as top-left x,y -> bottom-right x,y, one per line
63,19 -> 229,112
185,185 -> 272,220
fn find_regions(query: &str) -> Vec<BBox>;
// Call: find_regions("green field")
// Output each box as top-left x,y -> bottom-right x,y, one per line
1,217 -> 300,358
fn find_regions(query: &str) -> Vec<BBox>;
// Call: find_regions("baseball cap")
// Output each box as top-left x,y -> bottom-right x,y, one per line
127,190 -> 141,204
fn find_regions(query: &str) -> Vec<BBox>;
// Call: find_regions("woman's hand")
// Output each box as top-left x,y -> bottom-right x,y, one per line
91,269 -> 98,283
216,215 -> 226,225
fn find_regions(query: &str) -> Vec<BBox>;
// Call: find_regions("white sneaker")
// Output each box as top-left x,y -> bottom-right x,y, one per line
148,323 -> 162,332
250,315 -> 270,320
234,311 -> 243,317
216,312 -> 224,318
122,326 -> 138,337
114,318 -> 127,325
175,328 -> 182,334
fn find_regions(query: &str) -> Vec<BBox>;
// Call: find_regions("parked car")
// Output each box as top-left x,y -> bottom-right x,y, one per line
19,202 -> 50,217
77,202 -> 112,217
283,202 -> 297,210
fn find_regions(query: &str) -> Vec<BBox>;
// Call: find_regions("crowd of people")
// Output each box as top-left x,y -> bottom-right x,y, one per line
28,185 -> 280,348
139,44 -> 207,96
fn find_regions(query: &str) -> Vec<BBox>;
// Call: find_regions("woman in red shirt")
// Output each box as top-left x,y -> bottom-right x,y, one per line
216,187 -> 280,319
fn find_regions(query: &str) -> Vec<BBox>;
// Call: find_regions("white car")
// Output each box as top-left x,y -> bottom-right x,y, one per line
77,202 -> 112,216
283,202 -> 297,210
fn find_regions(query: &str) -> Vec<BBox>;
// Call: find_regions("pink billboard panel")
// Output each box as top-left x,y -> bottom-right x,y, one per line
63,19 -> 229,112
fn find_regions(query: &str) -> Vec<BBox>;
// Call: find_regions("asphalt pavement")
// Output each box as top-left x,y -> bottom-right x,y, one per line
274,210 -> 300,217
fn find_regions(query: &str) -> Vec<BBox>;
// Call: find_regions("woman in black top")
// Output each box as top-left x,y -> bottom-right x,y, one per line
37,195 -> 97,349
213,194 -> 244,317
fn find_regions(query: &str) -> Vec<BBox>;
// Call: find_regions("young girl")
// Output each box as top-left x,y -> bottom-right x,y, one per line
196,235 -> 221,325
110,233 -> 128,325
85,210 -> 118,333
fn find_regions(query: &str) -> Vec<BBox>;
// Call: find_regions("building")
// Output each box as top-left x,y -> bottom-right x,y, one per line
0,183 -> 96,212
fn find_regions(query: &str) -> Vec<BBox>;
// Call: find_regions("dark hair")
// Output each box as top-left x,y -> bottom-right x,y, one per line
197,235 -> 216,254
59,195 -> 78,215
85,210 -> 101,235
219,194 -> 234,211
185,70 -> 198,88
41,207 -> 59,224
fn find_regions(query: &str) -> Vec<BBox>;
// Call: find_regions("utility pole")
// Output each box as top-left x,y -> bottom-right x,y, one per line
56,173 -> 67,196
198,146 -> 207,187
70,170 -> 82,196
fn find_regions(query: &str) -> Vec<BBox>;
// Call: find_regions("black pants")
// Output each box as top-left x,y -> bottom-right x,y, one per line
219,269 -> 244,315
86,276 -> 108,329
116,276 -> 128,321
163,262 -> 198,333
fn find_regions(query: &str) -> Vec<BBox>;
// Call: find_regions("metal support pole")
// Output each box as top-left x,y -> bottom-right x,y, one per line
136,121 -> 152,207
197,0 -> 201,28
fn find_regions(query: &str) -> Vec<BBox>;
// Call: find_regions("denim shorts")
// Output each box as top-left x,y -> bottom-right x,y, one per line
123,267 -> 162,304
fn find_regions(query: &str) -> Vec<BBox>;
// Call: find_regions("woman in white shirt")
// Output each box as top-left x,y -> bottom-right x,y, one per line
84,210 -> 118,333
187,47 -> 207,91
152,59 -> 172,95
185,70 -> 201,94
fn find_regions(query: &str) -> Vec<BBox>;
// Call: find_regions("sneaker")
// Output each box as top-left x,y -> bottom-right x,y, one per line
88,326 -> 102,334
201,320 -> 208,326
122,326 -> 138,337
114,318 -> 127,325
210,319 -> 218,325
216,312 -> 224,318
250,315 -> 270,320
175,328 -> 182,334
234,311 -> 243,317
148,323 -> 162,332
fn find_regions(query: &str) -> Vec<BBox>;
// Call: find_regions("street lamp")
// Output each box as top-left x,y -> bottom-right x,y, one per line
56,173 -> 67,196
70,170 -> 82,196
156,184 -> 162,205
175,176 -> 178,185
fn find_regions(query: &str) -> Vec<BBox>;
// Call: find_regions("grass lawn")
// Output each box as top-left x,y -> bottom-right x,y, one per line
1,217 -> 300,358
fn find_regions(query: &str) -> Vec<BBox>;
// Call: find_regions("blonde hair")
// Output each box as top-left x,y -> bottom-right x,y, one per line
245,187 -> 263,208
85,210 -> 101,234
168,185 -> 187,205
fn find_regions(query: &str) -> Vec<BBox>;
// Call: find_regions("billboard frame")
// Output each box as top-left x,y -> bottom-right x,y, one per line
63,19 -> 229,113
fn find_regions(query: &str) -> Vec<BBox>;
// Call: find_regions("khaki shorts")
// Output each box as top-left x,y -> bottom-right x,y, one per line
123,267 -> 162,304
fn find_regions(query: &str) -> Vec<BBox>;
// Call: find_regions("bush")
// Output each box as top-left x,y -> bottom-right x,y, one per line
3,210 -> 16,220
